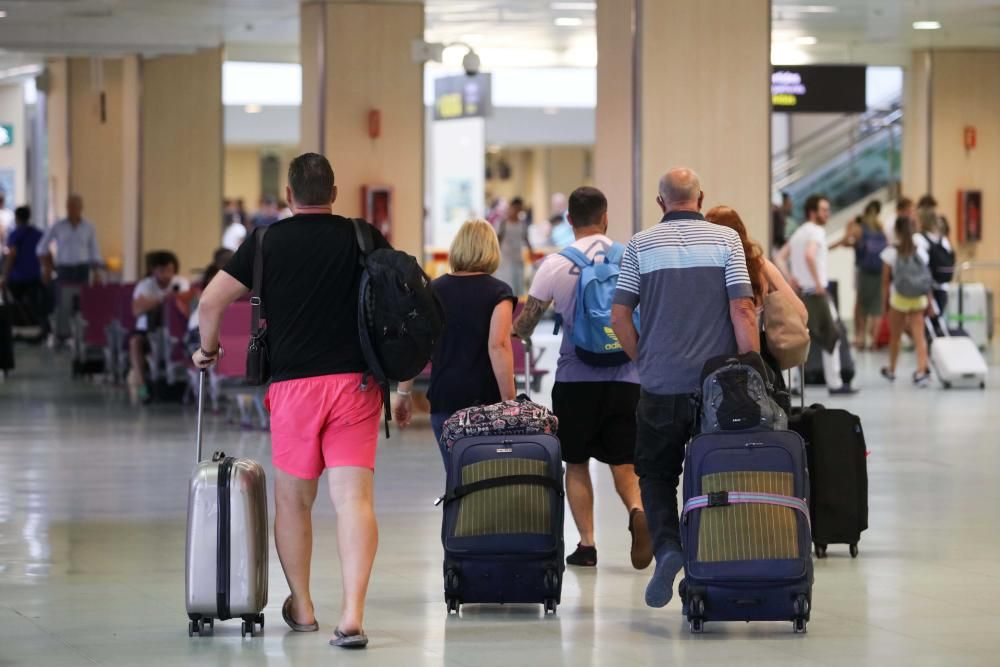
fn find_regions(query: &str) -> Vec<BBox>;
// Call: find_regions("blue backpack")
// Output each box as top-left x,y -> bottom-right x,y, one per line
558,244 -> 639,367
857,225 -> 888,274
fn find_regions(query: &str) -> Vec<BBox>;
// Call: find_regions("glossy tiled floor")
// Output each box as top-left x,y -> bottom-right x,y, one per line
1,339 -> 998,666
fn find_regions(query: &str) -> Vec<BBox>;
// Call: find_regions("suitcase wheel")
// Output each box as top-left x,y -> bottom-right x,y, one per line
690,618 -> 705,634
793,618 -> 807,634
188,618 -> 213,637
446,598 -> 461,614
814,544 -> 828,559
689,595 -> 705,617
444,568 -> 461,594
544,599 -> 557,615
241,620 -> 252,638
793,594 -> 810,618
850,543 -> 859,558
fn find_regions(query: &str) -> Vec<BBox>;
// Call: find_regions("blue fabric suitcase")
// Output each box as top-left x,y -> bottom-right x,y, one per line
679,430 -> 814,633
438,433 -> 565,614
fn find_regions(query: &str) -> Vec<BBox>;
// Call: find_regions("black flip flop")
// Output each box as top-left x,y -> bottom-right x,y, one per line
282,595 -> 319,632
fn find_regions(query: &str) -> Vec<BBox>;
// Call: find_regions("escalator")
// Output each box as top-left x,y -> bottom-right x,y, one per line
773,105 -> 903,217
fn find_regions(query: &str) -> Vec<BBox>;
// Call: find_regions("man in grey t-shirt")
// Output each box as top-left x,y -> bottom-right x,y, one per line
611,168 -> 759,609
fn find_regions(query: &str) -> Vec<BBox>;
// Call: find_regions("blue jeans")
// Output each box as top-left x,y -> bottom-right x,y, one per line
634,391 -> 699,555
431,412 -> 453,469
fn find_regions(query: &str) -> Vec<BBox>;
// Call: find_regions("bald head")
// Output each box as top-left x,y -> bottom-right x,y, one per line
658,168 -> 703,212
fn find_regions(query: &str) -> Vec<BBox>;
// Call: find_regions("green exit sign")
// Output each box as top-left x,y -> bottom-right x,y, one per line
0,124 -> 13,147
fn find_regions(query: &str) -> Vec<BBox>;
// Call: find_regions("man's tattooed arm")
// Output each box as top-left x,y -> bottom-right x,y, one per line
512,296 -> 552,341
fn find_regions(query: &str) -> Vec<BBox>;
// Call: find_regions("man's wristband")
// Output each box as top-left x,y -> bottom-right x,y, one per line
396,389 -> 412,397
199,346 -> 222,359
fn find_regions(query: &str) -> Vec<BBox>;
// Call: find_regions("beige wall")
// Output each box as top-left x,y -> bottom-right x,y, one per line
224,145 -> 301,210
45,59 -> 70,223
224,147 -> 262,209
485,146 -> 593,221
905,50 -> 1000,318
547,147 -> 592,210
68,57 -> 125,263
0,83 -> 28,207
302,2 -> 424,257
142,48 -> 223,276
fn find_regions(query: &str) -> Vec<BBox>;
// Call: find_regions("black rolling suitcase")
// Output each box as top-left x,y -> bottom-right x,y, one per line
788,403 -> 868,558
0,304 -> 15,375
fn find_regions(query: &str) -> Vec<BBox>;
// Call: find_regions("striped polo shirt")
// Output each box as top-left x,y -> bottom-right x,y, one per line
613,210 -> 753,395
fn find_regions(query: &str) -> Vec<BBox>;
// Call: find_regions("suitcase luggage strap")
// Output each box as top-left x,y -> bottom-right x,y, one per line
682,491 -> 809,522
435,474 -> 563,507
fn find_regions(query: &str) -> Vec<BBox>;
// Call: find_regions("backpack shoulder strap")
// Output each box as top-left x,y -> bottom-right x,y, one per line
250,226 -> 269,334
352,218 -> 373,265
605,242 -> 626,265
559,246 -> 591,269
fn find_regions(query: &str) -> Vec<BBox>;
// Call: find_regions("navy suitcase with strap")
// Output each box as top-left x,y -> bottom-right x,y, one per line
439,433 -> 565,614
679,430 -> 814,633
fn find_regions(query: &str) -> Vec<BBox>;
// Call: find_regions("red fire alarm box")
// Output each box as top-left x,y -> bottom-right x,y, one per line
362,185 -> 393,245
964,126 -> 976,150
957,189 -> 982,243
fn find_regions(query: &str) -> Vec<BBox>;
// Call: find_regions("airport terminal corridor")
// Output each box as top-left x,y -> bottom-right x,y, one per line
1,345 -> 998,666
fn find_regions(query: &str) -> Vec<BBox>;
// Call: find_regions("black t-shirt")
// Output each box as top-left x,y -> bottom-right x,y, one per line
224,213 -> 389,382
427,274 -> 516,414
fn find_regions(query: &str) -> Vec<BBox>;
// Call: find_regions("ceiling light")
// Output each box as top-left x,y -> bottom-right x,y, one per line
0,11 -> 7,18
554,17 -> 584,27
792,36 -> 818,45
912,20 -> 941,30
244,104 -> 262,114
551,2 -> 597,9
795,5 -> 836,13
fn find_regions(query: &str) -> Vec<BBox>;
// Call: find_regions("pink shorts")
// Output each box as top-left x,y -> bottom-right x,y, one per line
265,373 -> 383,479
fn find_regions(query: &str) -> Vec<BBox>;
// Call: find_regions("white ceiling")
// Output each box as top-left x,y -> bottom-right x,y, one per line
0,0 -> 997,73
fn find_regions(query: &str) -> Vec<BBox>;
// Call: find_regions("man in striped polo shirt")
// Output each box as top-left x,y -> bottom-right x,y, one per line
611,167 -> 759,609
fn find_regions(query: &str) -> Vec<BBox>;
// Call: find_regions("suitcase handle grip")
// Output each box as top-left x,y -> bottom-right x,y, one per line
196,369 -> 206,462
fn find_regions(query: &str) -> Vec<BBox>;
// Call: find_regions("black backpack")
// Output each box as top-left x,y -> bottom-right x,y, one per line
922,232 -> 955,284
352,219 -> 445,436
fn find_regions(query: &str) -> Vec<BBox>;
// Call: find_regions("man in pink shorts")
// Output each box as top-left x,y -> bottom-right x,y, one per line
193,153 -> 389,649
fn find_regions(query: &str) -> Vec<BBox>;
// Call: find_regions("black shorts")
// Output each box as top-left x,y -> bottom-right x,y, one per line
551,381 -> 640,465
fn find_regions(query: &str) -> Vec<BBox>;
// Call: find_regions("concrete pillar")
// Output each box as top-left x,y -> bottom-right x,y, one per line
44,58 -> 71,225
300,0 -> 425,258
67,57 -> 127,263
596,0 -> 772,247
46,49 -> 222,279
120,55 -> 141,281
141,48 -> 223,277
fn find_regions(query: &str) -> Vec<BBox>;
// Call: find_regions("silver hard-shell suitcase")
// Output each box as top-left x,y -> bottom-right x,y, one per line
186,371 -> 268,637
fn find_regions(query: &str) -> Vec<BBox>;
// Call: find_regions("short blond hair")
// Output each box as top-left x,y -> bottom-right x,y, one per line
449,219 -> 501,274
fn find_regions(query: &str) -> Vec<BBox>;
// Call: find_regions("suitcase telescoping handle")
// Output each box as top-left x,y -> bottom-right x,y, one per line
522,337 -> 533,401
196,369 -> 207,463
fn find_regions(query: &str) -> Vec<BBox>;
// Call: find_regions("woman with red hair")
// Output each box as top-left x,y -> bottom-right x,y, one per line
705,205 -> 807,389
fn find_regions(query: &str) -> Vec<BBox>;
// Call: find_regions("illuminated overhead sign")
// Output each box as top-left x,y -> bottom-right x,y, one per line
0,124 -> 12,147
771,65 -> 866,113
434,74 -> 492,121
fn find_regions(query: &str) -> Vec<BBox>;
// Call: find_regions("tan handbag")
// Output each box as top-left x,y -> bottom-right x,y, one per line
763,287 -> 810,370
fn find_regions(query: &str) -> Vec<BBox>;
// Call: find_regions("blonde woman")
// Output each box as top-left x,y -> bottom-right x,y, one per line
393,219 -> 517,466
